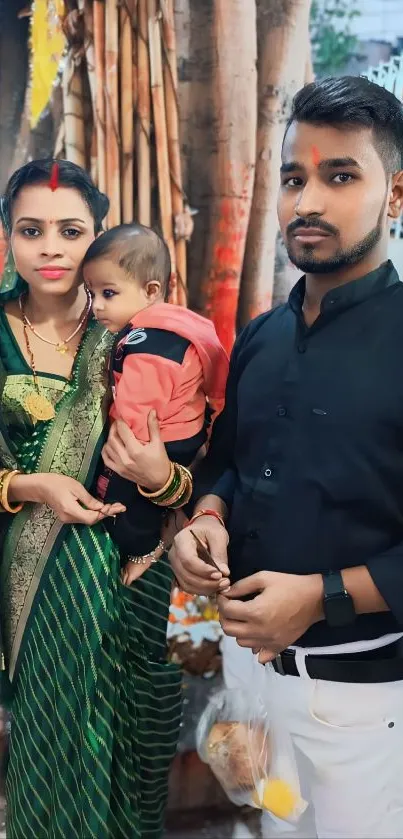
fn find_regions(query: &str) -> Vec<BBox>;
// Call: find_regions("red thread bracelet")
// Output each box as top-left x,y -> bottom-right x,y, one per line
185,509 -> 226,530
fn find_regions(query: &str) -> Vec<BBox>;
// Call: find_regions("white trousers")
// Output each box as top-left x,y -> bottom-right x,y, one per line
222,634 -> 403,839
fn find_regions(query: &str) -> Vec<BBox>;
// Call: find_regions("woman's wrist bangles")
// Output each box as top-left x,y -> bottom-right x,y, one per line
137,462 -> 193,509
0,469 -> 24,514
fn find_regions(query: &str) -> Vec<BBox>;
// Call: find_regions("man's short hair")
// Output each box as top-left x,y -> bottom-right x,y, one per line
286,75 -> 403,174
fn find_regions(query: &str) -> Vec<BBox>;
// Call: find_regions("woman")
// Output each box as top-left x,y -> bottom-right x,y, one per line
0,159 -> 183,839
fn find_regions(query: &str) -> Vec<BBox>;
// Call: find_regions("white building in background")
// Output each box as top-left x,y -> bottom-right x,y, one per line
349,0 -> 403,43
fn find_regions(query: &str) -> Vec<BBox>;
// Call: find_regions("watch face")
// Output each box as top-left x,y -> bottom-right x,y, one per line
325,592 -> 356,627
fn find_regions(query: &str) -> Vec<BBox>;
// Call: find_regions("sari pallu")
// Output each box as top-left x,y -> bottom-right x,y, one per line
0,315 -> 182,839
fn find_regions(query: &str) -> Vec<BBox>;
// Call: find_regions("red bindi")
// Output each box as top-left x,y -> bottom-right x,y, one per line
49,162 -> 60,191
311,145 -> 321,167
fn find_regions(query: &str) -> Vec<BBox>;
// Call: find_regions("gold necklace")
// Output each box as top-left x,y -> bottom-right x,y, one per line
20,299 -> 83,422
19,291 -> 91,355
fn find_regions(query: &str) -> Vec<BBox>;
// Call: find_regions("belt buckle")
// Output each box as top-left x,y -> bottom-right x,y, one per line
275,653 -> 286,676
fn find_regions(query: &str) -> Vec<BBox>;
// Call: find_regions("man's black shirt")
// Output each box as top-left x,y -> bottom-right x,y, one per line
195,260 -> 403,646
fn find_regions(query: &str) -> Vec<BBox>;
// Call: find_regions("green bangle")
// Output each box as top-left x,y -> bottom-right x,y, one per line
156,470 -> 181,502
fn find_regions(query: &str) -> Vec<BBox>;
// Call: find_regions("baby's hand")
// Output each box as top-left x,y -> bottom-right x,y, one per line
121,540 -> 166,586
121,558 -> 153,586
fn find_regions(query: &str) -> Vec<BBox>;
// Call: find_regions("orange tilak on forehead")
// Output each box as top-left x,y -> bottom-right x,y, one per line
311,145 -> 321,167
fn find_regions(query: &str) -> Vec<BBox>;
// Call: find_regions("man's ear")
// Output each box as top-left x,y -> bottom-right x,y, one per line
388,171 -> 403,220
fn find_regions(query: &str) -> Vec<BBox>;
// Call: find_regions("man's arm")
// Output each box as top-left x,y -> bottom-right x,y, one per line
218,564 -> 391,664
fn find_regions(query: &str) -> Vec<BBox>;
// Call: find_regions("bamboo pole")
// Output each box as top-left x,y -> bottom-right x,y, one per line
120,0 -> 134,222
132,0 -> 139,163
161,0 -> 187,305
148,0 -> 176,299
62,51 -> 86,167
137,0 -> 151,226
81,0 -> 98,184
105,0 -> 121,226
92,0 -> 106,193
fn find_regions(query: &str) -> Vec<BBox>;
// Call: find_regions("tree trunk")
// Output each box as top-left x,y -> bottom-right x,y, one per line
305,40 -> 314,84
238,0 -> 312,326
198,0 -> 257,353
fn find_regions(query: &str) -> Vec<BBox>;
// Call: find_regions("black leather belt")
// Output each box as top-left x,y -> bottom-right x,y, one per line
272,641 -> 403,683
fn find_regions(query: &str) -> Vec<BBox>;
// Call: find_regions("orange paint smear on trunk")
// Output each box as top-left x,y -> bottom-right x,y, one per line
204,167 -> 253,353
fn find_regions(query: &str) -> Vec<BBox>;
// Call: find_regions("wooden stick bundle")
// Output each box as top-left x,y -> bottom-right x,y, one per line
148,0 -> 176,298
161,0 -> 187,304
137,0 -> 151,226
92,0 -> 106,193
56,0 -> 188,304
120,0 -> 135,222
105,0 -> 121,226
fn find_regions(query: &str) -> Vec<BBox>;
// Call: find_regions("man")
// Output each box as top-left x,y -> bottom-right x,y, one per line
169,76 -> 403,838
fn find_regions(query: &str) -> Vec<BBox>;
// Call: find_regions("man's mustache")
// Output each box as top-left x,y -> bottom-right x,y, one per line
287,217 -> 338,236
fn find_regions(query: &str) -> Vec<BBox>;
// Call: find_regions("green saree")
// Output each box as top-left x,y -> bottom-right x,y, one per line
0,306 -> 182,839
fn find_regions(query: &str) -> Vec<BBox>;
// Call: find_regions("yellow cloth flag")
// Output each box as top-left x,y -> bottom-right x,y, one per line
30,0 -> 66,129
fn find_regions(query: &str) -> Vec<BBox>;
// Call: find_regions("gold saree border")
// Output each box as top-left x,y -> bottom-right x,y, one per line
0,325 -> 113,679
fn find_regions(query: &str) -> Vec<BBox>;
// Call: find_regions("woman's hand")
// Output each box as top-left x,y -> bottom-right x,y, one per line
102,411 -> 171,491
9,472 -> 125,526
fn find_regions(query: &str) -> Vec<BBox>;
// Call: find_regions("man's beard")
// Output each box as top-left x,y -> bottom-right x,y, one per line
285,211 -> 384,275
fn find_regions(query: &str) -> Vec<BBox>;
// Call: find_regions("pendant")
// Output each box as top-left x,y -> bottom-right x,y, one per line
24,391 -> 56,422
56,343 -> 69,355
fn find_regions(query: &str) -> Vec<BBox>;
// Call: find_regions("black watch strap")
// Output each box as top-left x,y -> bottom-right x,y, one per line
322,570 -> 356,627
322,569 -> 345,597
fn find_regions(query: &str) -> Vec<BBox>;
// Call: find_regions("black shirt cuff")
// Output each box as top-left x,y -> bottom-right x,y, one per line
367,553 -> 403,626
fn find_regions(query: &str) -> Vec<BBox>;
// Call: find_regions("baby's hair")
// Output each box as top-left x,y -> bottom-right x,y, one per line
82,223 -> 171,300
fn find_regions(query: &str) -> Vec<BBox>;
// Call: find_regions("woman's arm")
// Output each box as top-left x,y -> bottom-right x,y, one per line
8,472 -> 125,525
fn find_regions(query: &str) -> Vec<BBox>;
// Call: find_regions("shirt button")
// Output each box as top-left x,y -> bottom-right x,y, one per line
246,530 -> 259,540
298,343 -> 306,353
264,467 -> 272,478
277,406 -> 287,417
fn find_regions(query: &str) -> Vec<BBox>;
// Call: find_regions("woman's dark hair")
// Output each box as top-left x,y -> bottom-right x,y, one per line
83,223 -> 171,300
286,75 -> 403,174
0,158 -> 110,235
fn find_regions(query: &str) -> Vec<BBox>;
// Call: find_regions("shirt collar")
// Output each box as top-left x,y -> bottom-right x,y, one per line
289,260 -> 400,317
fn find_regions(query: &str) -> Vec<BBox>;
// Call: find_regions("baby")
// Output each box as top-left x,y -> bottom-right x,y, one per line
83,223 -> 228,584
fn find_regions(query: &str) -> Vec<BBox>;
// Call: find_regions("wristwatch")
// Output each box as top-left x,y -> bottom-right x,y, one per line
322,570 -> 356,627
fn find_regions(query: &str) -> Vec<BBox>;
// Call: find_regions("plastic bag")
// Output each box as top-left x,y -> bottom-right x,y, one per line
196,658 -> 307,825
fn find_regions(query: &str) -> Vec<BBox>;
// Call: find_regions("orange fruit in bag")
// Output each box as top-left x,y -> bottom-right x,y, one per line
252,778 -> 297,819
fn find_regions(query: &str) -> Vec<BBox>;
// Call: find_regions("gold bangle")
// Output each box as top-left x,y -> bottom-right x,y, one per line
137,461 -> 175,500
1,470 -> 23,514
0,469 -> 10,513
170,479 -> 193,509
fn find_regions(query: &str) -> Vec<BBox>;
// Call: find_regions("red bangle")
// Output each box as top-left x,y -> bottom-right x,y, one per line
185,509 -> 226,530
